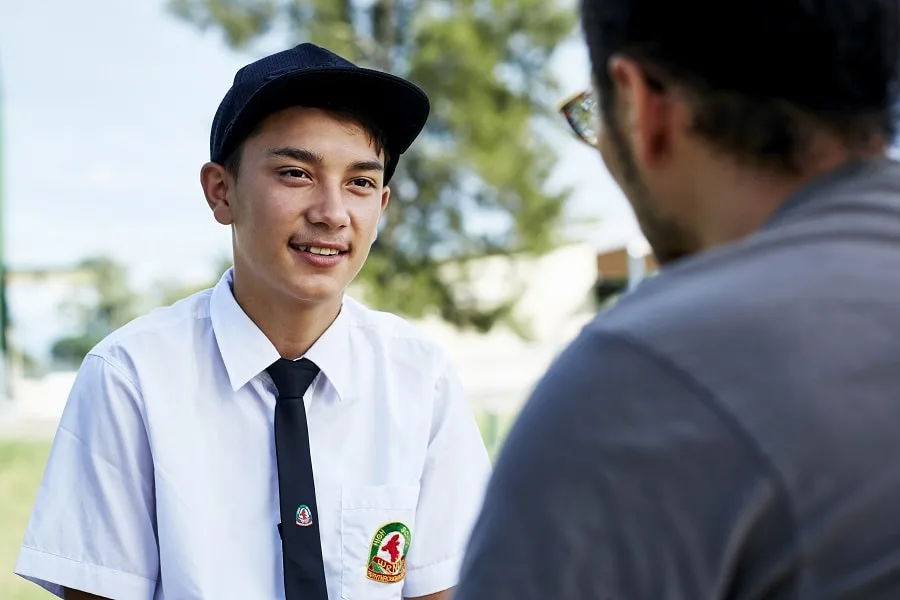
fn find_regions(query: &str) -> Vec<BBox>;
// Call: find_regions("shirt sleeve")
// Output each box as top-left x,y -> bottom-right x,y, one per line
402,354 -> 492,598
453,329 -> 795,600
15,352 -> 159,600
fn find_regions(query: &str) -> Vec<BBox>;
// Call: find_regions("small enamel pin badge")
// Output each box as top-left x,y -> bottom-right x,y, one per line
296,504 -> 313,527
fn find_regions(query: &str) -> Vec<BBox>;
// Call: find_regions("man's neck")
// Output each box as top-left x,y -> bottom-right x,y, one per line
691,145 -> 887,251
231,270 -> 342,360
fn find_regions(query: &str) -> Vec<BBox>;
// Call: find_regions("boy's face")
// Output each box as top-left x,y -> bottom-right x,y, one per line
204,106 -> 390,308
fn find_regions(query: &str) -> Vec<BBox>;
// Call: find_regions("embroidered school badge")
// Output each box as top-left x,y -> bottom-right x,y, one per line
296,504 -> 313,527
366,522 -> 411,584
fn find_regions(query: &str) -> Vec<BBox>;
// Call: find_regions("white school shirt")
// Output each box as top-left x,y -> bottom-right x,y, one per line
15,268 -> 492,600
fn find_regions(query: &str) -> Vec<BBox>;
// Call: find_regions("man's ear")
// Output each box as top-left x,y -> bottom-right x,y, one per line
201,162 -> 235,226
608,55 -> 674,168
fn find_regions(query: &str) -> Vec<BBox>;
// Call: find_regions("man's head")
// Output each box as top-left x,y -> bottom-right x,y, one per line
200,44 -> 429,309
577,0 -> 900,263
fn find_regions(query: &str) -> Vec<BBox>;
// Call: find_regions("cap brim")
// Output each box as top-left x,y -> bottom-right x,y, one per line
217,67 -> 430,183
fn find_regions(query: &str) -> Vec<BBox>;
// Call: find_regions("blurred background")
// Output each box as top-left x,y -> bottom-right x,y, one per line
0,1 -> 653,596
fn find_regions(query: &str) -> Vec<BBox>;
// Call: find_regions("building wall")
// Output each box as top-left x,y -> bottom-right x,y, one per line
596,248 -> 657,279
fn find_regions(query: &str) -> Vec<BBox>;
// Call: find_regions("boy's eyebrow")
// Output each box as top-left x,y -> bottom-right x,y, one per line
349,160 -> 384,172
266,146 -> 324,164
267,148 -> 383,173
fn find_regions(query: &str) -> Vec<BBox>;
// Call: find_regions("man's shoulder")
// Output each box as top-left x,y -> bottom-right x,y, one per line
597,223 -> 900,348
596,250 -> 765,342
583,224 -> 900,429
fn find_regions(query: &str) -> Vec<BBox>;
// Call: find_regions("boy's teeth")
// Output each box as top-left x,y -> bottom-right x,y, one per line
301,246 -> 339,255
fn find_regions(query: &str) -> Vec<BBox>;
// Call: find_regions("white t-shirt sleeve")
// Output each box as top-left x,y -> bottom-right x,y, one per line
15,352 -> 159,600
402,356 -> 492,598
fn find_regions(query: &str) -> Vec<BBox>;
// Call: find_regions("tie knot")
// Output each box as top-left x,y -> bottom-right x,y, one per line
267,358 -> 320,399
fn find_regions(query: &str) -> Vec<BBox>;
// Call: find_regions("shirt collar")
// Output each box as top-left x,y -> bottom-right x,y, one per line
302,303 -> 353,403
763,156 -> 897,230
209,268 -> 353,401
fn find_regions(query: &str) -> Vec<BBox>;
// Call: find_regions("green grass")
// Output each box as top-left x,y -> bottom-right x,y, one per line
0,441 -> 52,600
476,410 -> 518,460
0,412 -> 519,599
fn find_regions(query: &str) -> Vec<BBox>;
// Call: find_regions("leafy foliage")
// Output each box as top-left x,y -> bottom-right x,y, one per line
49,256 -> 232,368
50,257 -> 140,368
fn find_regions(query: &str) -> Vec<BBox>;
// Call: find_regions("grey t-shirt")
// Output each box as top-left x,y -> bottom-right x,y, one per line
454,158 -> 900,599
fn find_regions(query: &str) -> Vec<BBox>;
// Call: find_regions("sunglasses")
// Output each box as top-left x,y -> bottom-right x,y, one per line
559,89 -> 598,147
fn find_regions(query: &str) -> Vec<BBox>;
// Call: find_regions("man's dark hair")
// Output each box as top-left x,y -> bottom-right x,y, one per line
222,103 -> 391,179
581,0 -> 900,173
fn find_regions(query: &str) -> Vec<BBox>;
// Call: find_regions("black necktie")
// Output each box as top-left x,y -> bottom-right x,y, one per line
267,358 -> 328,600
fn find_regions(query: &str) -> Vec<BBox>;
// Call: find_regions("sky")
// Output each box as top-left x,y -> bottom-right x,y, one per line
0,0 -> 636,359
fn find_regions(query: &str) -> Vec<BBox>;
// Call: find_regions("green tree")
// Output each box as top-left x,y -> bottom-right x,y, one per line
168,0 -> 576,332
155,256 -> 233,307
50,257 -> 139,367
50,257 -> 234,367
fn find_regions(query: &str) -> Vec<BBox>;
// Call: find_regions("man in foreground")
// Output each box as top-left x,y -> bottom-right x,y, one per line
15,43 -> 490,600
455,0 -> 900,598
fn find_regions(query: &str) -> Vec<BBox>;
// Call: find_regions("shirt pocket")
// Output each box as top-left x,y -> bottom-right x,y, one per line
340,484 -> 420,600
